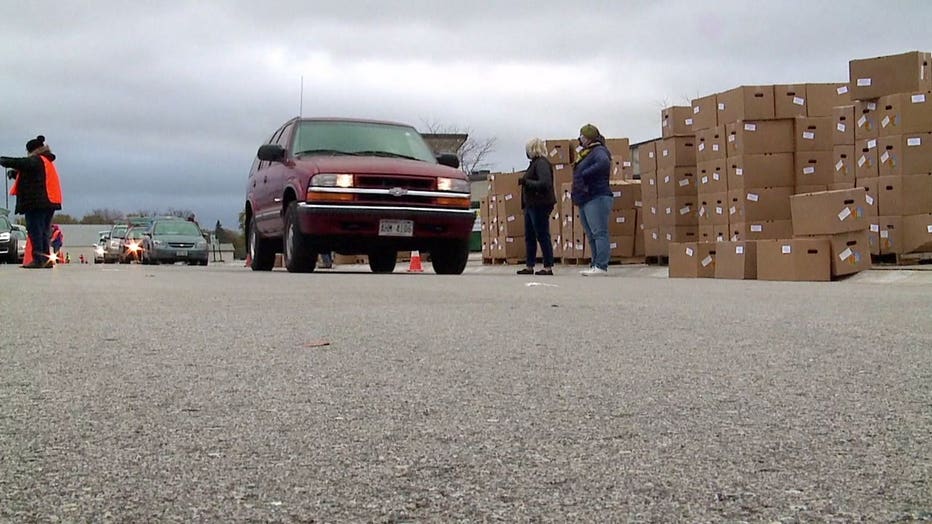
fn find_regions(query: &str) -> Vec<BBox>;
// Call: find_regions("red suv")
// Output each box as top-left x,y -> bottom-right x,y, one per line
245,118 -> 474,274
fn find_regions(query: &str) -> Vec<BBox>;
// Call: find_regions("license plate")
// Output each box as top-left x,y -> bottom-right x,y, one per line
378,219 -> 414,237
176,250 -> 188,257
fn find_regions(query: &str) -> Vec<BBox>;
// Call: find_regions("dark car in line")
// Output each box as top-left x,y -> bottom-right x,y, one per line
141,218 -> 208,266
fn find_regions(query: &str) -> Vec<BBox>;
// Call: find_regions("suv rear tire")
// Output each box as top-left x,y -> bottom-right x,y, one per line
430,239 -> 469,275
368,249 -> 397,273
283,202 -> 317,273
248,215 -> 276,271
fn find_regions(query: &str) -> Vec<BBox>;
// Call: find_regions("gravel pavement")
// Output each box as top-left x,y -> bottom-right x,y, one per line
1,261 -> 930,522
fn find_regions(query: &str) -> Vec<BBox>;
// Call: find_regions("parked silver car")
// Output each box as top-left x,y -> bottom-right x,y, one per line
103,224 -> 129,263
141,218 -> 208,265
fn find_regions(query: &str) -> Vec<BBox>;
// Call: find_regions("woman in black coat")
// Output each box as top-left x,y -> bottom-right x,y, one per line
517,138 -> 557,275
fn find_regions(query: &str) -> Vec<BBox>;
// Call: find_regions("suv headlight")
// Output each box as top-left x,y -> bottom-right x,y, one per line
153,239 -> 164,246
0,232 -> 9,242
437,177 -> 469,192
311,174 -> 354,188
196,240 -> 207,249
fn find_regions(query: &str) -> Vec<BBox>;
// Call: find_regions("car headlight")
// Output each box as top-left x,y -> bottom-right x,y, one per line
196,240 -> 207,248
437,177 -> 469,192
311,173 -> 354,188
0,232 -> 9,242
153,240 -> 164,246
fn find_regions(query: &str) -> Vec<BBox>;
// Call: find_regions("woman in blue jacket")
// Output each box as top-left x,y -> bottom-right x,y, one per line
572,124 -> 613,276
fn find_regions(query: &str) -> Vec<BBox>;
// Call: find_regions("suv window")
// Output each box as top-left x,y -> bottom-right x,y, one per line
110,225 -> 128,239
293,121 -> 436,162
0,216 -> 10,230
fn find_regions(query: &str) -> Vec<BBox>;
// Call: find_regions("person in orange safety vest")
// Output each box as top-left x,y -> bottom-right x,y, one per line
2,135 -> 63,268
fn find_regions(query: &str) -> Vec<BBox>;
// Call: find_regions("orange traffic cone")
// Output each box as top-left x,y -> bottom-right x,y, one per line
22,237 -> 34,266
407,250 -> 423,272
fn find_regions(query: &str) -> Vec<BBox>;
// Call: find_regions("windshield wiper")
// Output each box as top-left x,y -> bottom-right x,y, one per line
352,150 -> 420,161
294,149 -> 359,157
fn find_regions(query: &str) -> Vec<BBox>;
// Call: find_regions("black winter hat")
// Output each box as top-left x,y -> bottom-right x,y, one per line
26,135 -> 46,153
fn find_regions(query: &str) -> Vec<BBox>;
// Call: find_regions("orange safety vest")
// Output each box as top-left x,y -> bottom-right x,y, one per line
8,156 -> 62,205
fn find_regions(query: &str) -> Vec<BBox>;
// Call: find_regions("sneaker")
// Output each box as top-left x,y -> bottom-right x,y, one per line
580,267 -> 608,276
534,269 -> 553,276
516,267 -> 535,275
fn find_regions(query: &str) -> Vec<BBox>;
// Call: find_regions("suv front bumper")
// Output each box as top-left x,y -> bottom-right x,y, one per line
297,203 -> 475,240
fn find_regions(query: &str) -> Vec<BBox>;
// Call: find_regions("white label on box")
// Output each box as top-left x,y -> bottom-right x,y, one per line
506,237 -> 514,243
838,207 -> 852,221
908,137 -> 922,146
730,206 -> 737,215
616,216 -> 626,223
652,232 -> 658,240
882,116 -> 891,128
867,139 -> 877,149
624,161 -> 631,167
736,245 -> 744,254
610,242 -> 617,249
793,96 -> 805,106
665,207 -> 672,215
549,148 -> 558,157
802,131 -> 815,140
715,206 -> 723,215
679,179 -> 689,187
701,175 -> 709,184
728,135 -> 735,142
880,230 -> 889,238
698,143 -> 706,151
712,173 -> 720,181
735,168 -> 743,176
747,193 -> 759,202
649,179 -> 655,185
663,149 -> 669,157
635,200 -> 642,207
698,207 -> 706,216
912,94 -> 926,103
781,244 -> 792,254
839,247 -> 853,261
858,155 -> 867,167
881,151 -> 890,163
576,243 -> 583,250
837,85 -> 848,94
649,152 -> 655,158
837,123 -> 846,132
867,102 -> 877,111
803,166 -> 816,175
857,78 -> 871,87
651,206 -> 657,214
666,233 -> 672,241
744,123 -> 757,131
662,119 -> 668,127
693,106 -> 700,114
664,175 -> 671,183
507,215 -> 516,222
556,164 -> 565,169
870,223 -> 880,232
866,195 -> 874,206
927,225 -> 932,234
685,118 -> 693,126
679,206 -> 691,215
504,194 -> 513,201
835,160 -> 845,172
751,224 -> 763,232
713,144 -> 720,152
718,102 -> 725,110
613,191 -> 622,197
701,255 -> 713,267
858,115 -> 867,127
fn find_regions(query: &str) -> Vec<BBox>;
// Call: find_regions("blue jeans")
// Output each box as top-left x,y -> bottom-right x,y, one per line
24,209 -> 54,262
580,195 -> 613,270
524,205 -> 554,268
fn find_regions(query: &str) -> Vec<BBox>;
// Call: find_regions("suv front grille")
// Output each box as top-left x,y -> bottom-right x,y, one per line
355,175 -> 434,191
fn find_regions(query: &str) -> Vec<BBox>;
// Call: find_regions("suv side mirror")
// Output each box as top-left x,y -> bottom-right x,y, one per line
257,144 -> 287,162
436,153 -> 460,169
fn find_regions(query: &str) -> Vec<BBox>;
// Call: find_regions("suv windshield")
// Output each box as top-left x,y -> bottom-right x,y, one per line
293,121 -> 436,163
111,225 -> 128,239
153,221 -> 201,236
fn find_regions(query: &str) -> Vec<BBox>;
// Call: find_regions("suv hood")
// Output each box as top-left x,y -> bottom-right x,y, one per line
299,155 -> 464,179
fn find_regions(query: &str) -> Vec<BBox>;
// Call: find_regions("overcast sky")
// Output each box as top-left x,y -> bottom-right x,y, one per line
1,1 -> 929,230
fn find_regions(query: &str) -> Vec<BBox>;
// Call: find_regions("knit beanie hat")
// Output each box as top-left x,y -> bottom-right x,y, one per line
579,124 -> 601,140
26,135 -> 46,153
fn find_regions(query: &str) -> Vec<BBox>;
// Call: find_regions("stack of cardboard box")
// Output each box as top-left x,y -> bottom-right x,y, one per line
847,51 -> 932,257
479,172 -> 525,261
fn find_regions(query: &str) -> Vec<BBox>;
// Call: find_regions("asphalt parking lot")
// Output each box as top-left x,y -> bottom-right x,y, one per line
1,260 -> 930,522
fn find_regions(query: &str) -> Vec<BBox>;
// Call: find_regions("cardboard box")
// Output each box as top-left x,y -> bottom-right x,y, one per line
903,213 -> 932,253
657,167 -> 697,198
833,105 -> 855,145
877,91 -> 932,137
500,211 -> 525,237
795,116 -> 835,152
726,119 -> 796,156
714,240 -> 758,279
790,188 -> 870,235
855,100 -> 880,139
553,163 -> 574,189
690,94 -> 718,131
729,220 -> 794,241
833,145 -> 857,185
659,196 -> 699,226
856,137 -> 880,179
696,126 -> 727,162
795,151 -> 837,187
716,85 -> 775,125
489,171 -> 522,197
657,136 -> 697,169
610,180 -> 643,210
640,195 -> 661,228
697,160 -> 728,195
727,153 -> 795,189
609,209 -> 637,236
605,138 -> 631,160
662,225 -> 699,244
866,218 -> 881,255
877,215 -> 902,254
698,191 -> 729,225
641,171 -> 658,199
609,236 -> 635,258
727,186 -> 794,221
848,51 -> 932,100
818,230 -> 873,277
877,174 -> 932,216
854,178 -> 880,216
662,106 -> 695,138
757,238 -> 832,282
502,236 -> 526,259
668,242 -> 716,278
634,219 -> 645,257
774,84 -> 808,119
637,140 -> 658,173
546,139 -> 576,165
806,83 -> 852,117
559,182 -> 574,211
878,133 -> 932,177
643,227 -> 666,257
610,159 -> 634,181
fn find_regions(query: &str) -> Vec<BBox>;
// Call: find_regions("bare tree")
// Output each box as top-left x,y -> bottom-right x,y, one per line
421,119 -> 497,176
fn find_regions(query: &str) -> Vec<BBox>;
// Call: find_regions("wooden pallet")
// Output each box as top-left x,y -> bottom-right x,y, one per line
560,257 -> 592,266
610,256 -> 647,265
645,255 -> 669,266
871,252 -> 932,266
484,257 -> 525,265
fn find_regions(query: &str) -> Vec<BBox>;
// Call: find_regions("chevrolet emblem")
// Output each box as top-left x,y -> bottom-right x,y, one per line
388,187 -> 408,197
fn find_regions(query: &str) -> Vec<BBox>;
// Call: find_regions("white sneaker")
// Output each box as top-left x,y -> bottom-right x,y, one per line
581,267 -> 608,276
